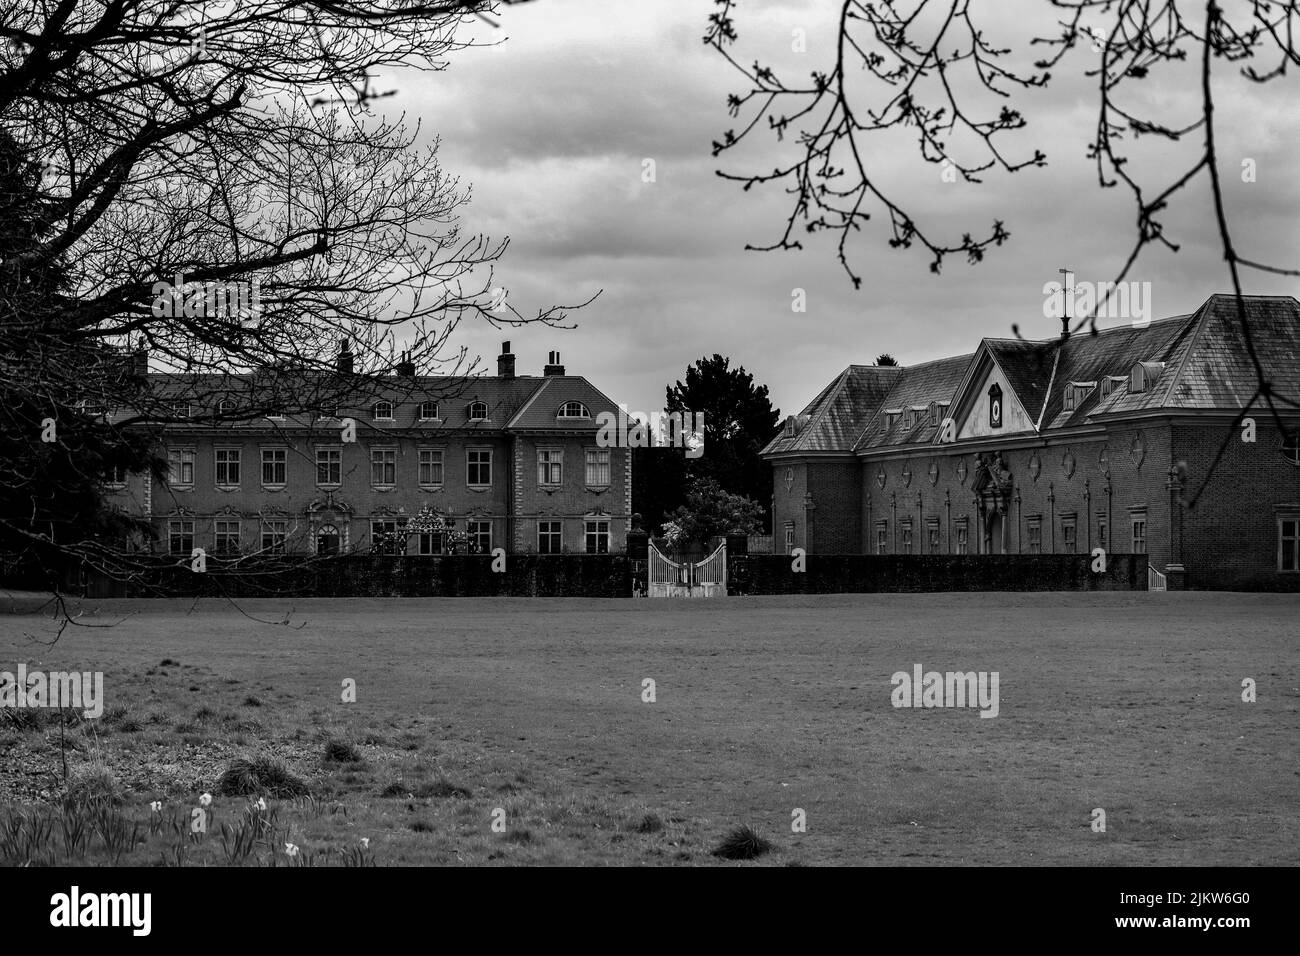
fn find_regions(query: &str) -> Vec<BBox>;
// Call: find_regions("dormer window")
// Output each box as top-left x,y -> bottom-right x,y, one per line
902,408 -> 915,430
217,399 -> 237,416
1129,362 -> 1165,394
1064,381 -> 1097,412
372,401 -> 393,421
883,409 -> 902,431
784,415 -> 797,438
929,402 -> 939,426
467,401 -> 488,421
418,401 -> 439,421
172,402 -> 192,420
558,401 -> 590,419
1099,375 -> 1126,399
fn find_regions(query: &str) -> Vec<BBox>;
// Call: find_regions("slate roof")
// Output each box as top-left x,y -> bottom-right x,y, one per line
761,365 -> 902,455
112,371 -> 616,433
764,294 -> 1300,460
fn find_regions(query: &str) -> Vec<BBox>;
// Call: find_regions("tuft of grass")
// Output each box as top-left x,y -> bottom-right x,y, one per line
242,695 -> 262,707
159,659 -> 179,667
323,739 -> 362,764
379,782 -> 408,798
216,757 -> 309,798
413,777 -> 470,799
410,820 -> 433,832
633,812 -> 665,835
711,824 -> 774,861
63,763 -> 122,810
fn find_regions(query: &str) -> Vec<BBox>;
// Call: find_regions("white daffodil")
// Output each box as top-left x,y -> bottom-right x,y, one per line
253,797 -> 267,812
284,842 -> 299,857
199,792 -> 212,807
149,800 -> 162,813
359,837 -> 370,849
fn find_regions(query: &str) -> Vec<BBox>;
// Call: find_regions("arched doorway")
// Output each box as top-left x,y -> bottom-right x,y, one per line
317,524 -> 340,556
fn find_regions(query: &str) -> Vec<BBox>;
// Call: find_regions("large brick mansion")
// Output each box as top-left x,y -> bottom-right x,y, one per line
763,294 -> 1300,590
106,343 -> 632,559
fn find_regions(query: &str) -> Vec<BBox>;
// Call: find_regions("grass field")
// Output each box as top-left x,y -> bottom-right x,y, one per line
1,591 -> 1297,866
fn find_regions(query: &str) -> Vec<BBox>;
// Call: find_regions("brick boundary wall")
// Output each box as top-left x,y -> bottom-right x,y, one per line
724,553 -> 1148,594
10,555 -> 636,599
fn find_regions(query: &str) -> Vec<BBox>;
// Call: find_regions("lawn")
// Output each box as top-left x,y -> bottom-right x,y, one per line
0,591 -> 1296,866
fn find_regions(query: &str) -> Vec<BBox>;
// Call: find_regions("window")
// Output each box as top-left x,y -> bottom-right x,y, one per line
418,401 -> 439,421
1131,514 -> 1147,553
215,448 -> 241,487
900,521 -> 913,554
988,383 -> 1003,429
538,449 -> 563,485
467,449 -> 492,486
168,520 -> 194,555
1062,517 -> 1077,553
467,401 -> 488,421
105,464 -> 127,486
168,448 -> 195,486
1064,386 -> 1076,412
217,399 -> 237,416
884,411 -> 900,431
372,401 -> 393,421
1279,516 -> 1300,571
417,531 -> 444,556
260,520 -> 287,553
316,447 -> 341,486
1027,518 -> 1042,554
927,521 -> 940,554
876,522 -> 888,555
317,524 -> 341,556
214,520 -> 240,554
538,521 -> 562,554
467,520 -> 492,554
955,522 -> 969,555
1283,432 -> 1300,466
558,401 -> 590,419
266,407 -> 286,420
784,524 -> 796,555
584,519 -> 609,554
370,519 -> 402,554
418,449 -> 443,487
371,447 -> 397,487
171,402 -> 191,420
261,448 -> 287,486
902,408 -> 915,430
585,448 -> 610,486
929,402 -> 939,426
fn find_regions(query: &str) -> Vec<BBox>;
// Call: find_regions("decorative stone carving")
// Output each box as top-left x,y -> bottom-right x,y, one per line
928,460 -> 940,486
1028,453 -> 1041,481
1062,450 -> 1076,479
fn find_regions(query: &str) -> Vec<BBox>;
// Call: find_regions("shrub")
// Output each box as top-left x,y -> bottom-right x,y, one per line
323,739 -> 361,764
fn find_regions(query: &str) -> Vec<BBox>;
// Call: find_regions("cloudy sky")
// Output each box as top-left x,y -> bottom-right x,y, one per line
386,0 -> 1298,419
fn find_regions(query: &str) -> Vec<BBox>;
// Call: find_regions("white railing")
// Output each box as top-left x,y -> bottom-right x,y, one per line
1148,565 -> 1167,592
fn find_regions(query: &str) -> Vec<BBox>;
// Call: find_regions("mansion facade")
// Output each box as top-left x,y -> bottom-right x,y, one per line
105,343 -> 632,559
763,294 -> 1300,590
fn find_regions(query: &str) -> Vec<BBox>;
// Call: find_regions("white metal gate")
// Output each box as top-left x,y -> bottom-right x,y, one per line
648,541 -> 726,597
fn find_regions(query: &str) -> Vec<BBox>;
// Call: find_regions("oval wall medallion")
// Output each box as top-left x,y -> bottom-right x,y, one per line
1028,453 -> 1041,481
876,467 -> 887,489
784,467 -> 794,491
1098,445 -> 1109,468
928,460 -> 940,485
1130,432 -> 1145,467
1062,450 -> 1076,479
956,457 -> 968,485
901,462 -> 913,487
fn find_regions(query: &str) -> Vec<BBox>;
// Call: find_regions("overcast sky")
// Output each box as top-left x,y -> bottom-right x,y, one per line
386,0 -> 1299,419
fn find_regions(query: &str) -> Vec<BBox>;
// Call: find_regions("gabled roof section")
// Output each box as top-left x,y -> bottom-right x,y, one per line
852,353 -> 973,450
762,364 -> 902,455
984,339 -> 1059,427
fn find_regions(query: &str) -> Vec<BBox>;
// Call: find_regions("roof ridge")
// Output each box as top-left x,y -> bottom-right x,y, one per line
796,366 -> 853,450
1158,299 -> 1214,407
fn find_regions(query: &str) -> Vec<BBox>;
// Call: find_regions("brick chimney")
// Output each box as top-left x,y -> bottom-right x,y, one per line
396,350 -> 416,376
497,341 -> 515,378
337,338 -> 354,374
543,350 -> 565,376
132,345 -> 149,379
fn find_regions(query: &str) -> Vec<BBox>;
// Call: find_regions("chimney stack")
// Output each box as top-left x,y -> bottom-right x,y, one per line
337,338 -> 354,374
543,350 -> 565,376
497,341 -> 515,378
396,350 -> 416,376
132,344 -> 149,380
